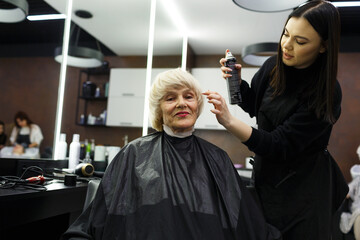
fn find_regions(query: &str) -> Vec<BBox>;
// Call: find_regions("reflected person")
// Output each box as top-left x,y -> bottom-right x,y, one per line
62,68 -> 280,240
10,111 -> 43,153
0,120 -> 6,150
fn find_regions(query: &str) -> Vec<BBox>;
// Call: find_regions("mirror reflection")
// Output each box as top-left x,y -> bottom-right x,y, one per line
0,0 -> 63,159
148,0 -> 184,133
55,0 -> 184,168
48,0 -> 150,163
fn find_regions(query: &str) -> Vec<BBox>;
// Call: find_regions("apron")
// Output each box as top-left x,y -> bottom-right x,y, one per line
16,132 -> 31,148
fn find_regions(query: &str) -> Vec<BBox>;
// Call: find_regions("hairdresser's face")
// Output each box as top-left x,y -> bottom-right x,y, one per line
160,87 -> 198,133
281,17 -> 326,69
16,118 -> 27,128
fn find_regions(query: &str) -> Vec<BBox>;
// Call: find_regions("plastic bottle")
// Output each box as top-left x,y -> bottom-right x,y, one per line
79,114 -> 85,125
69,134 -> 81,169
90,139 -> 95,160
95,87 -> 100,98
56,133 -> 67,160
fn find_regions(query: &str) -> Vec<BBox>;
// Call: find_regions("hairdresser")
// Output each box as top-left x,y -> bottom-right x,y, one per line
10,111 -> 43,150
204,1 -> 348,239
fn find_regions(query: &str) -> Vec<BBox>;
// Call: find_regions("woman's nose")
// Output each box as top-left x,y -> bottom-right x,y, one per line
176,96 -> 186,108
283,38 -> 293,50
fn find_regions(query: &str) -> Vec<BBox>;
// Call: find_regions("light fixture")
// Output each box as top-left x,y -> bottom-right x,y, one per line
242,42 -> 278,66
0,0 -> 28,23
331,1 -> 360,7
232,0 -> 306,12
27,13 -> 66,21
54,22 -> 104,68
55,45 -> 104,68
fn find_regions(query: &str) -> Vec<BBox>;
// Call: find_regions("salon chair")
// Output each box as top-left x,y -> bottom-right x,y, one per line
83,179 -> 101,211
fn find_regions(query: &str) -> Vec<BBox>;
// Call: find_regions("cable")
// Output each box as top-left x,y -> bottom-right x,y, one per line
0,166 -> 50,191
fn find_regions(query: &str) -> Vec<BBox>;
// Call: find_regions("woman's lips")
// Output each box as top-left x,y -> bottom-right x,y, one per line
176,112 -> 189,117
283,52 -> 293,60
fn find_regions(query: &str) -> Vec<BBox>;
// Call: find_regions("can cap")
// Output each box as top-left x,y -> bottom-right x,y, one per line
225,49 -> 236,61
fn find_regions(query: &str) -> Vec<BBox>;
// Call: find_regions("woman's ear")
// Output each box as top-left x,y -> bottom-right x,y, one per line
319,40 -> 327,53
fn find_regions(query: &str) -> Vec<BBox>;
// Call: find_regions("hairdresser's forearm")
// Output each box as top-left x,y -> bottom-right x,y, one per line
222,115 -> 252,143
29,143 -> 38,148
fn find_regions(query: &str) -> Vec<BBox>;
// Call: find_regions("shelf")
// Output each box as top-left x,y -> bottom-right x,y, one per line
76,123 -> 108,127
79,96 -> 108,100
81,67 -> 110,75
76,66 -> 109,127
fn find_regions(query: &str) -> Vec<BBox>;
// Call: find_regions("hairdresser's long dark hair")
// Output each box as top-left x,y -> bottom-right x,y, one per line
270,0 -> 340,123
14,111 -> 33,128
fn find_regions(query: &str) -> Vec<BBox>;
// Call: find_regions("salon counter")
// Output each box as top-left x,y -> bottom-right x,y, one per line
0,158 -> 88,239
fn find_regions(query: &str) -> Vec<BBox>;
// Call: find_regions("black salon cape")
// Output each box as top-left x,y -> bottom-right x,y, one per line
62,132 -> 281,240
239,55 -> 348,239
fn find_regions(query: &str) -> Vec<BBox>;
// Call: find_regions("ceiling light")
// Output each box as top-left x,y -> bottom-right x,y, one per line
27,13 -> 66,21
54,23 -> 104,68
331,1 -> 360,7
0,0 -> 28,23
54,46 -> 104,68
242,42 -> 278,66
232,0 -> 306,12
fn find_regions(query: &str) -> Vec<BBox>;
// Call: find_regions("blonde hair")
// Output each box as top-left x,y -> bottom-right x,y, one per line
149,68 -> 204,131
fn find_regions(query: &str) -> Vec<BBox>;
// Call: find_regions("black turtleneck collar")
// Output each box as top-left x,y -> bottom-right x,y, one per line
283,56 -> 322,93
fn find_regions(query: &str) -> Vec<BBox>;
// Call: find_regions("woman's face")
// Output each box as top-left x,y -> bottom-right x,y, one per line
281,17 -> 326,69
16,118 -> 27,127
160,87 -> 198,133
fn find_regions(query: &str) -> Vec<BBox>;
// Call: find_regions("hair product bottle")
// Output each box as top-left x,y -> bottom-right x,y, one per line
69,134 -> 80,169
56,133 -> 67,160
225,49 -> 242,104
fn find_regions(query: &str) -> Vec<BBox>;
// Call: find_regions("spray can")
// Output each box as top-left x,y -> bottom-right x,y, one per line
224,49 -> 242,104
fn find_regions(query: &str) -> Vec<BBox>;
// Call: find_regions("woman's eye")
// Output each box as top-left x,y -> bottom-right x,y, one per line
296,41 -> 306,45
185,95 -> 194,99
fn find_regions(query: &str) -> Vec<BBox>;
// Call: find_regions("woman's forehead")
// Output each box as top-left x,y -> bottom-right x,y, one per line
165,86 -> 194,94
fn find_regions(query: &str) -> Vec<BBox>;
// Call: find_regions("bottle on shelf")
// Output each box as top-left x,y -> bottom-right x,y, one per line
95,87 -> 101,98
79,114 -> 85,125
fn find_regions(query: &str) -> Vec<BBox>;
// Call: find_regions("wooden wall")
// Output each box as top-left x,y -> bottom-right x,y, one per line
0,53 -> 359,181
329,53 -> 360,181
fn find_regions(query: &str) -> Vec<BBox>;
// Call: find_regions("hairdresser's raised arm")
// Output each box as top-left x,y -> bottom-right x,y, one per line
203,90 -> 252,142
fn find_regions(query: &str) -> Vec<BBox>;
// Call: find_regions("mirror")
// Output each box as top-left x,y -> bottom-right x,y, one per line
145,0 -> 185,133
0,0 -> 64,159
0,0 -> 185,160
152,0 -> 183,69
46,0 -> 153,158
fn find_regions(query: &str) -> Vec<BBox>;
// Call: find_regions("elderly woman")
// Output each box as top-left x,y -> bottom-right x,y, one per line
62,68 -> 280,240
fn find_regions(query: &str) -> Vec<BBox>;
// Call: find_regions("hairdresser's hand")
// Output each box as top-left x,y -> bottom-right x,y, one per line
219,57 -> 242,85
13,144 -> 24,155
203,90 -> 235,128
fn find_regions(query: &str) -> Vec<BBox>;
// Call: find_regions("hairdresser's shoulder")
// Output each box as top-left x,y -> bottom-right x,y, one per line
262,55 -> 277,70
